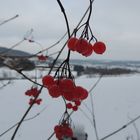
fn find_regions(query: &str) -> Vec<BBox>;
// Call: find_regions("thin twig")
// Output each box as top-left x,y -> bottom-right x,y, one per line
11,86 -> 43,140
90,92 -> 99,140
128,115 -> 140,140
57,0 -> 70,38
0,39 -> 25,55
89,75 -> 103,93
0,80 -> 12,90
0,105 -> 47,137
100,114 -> 140,140
78,107 -> 94,126
89,75 -> 103,140
0,15 -> 19,26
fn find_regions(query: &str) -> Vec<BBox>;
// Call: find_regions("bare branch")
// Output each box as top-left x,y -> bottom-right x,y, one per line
0,15 -> 19,26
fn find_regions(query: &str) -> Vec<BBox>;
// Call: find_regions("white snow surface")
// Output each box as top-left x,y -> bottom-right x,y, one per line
0,74 -> 140,140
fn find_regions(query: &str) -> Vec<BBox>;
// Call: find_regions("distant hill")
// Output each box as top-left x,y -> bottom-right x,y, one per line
0,46 -> 31,57
70,59 -> 140,69
0,47 -> 35,70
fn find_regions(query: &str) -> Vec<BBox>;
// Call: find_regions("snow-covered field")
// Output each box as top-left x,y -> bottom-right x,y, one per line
0,74 -> 140,140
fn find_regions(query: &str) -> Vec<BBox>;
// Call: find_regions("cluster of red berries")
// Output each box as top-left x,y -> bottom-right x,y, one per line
42,75 -> 88,111
67,37 -> 106,56
66,101 -> 81,111
37,54 -> 47,61
54,123 -> 73,139
25,87 -> 42,105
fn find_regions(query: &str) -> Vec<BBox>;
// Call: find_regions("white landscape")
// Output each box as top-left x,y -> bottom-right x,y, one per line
0,0 -> 140,140
0,71 -> 140,140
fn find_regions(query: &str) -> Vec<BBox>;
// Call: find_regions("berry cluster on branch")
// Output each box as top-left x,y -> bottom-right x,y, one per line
25,87 -> 42,105
8,0 -> 107,140
54,122 -> 73,139
68,37 -> 106,56
42,75 -> 88,111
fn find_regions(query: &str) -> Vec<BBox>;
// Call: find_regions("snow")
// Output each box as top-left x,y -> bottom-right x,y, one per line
0,74 -> 140,140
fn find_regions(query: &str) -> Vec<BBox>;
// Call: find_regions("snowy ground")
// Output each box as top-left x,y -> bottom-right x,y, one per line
0,74 -> 140,140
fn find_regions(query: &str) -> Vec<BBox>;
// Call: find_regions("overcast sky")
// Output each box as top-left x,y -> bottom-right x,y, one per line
0,0 -> 140,60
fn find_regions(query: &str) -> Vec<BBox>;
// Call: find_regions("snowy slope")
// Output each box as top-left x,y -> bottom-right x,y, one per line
0,74 -> 140,140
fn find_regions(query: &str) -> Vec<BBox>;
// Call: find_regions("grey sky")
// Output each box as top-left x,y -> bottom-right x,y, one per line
0,0 -> 140,60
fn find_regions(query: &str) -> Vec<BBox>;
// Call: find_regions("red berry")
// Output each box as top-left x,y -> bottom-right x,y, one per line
93,41 -> 106,54
58,79 -> 75,101
29,98 -> 34,105
48,85 -> 61,98
75,38 -> 88,54
74,86 -> 88,100
72,105 -> 78,111
54,125 -> 60,132
54,124 -> 73,139
60,79 -> 75,92
25,87 -> 39,97
25,89 -> 33,96
63,91 -> 74,101
65,127 -> 73,137
29,98 -> 42,105
42,75 -> 55,88
54,79 -> 62,86
66,103 -> 73,109
80,88 -> 88,100
74,100 -> 81,106
35,98 -> 42,105
67,37 -> 78,51
54,125 -> 63,139
82,43 -> 93,57
73,86 -> 83,100
31,88 -> 39,97
37,55 -> 47,61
